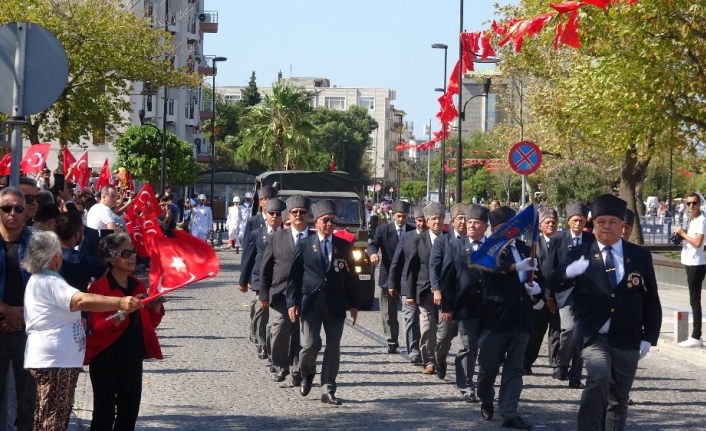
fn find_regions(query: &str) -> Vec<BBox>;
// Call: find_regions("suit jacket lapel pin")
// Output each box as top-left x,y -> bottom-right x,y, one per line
627,272 -> 641,289
312,243 -> 318,253
594,253 -> 601,260
625,257 -> 631,264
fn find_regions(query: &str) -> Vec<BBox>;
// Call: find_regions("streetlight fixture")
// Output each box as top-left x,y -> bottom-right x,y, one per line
432,43 -> 448,204
210,56 -> 227,210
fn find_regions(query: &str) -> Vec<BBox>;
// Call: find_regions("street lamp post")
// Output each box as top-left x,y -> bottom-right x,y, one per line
432,43 -> 448,204
210,56 -> 227,209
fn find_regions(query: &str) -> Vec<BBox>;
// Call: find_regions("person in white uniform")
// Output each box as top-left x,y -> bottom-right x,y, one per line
226,196 -> 241,251
190,194 -> 213,241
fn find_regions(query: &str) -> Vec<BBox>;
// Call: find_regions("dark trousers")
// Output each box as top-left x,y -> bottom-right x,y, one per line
251,291 -> 269,348
435,318 -> 458,366
402,296 -> 421,356
378,287 -> 400,347
578,334 -> 639,431
685,264 -> 706,339
89,354 -> 143,431
269,295 -> 300,375
524,306 -> 561,371
455,318 -> 479,394
0,331 -> 35,431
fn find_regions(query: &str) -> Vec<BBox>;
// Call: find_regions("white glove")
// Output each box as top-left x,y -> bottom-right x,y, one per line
525,282 -> 541,296
638,340 -> 651,360
565,256 -> 589,278
516,257 -> 538,272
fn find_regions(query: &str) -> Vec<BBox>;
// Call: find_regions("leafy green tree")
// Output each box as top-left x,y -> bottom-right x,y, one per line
542,160 -> 610,211
240,71 -> 262,107
0,0 -> 199,152
308,106 -> 378,178
400,181 -> 427,203
237,83 -> 316,170
114,125 -> 199,186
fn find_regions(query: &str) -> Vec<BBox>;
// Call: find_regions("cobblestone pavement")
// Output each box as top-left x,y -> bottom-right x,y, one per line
71,249 -> 706,430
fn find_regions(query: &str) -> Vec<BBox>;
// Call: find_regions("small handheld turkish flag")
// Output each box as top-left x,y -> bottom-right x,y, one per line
20,143 -> 51,174
95,158 -> 112,190
63,147 -> 76,177
144,230 -> 220,301
68,151 -> 91,189
0,153 -> 11,176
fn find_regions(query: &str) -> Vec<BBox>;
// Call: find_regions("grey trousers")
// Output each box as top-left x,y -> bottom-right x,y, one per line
379,287 -> 400,347
299,292 -> 345,394
558,302 -> 583,379
251,291 -> 269,348
402,296 -> 421,357
578,335 -> 639,431
455,319 -> 479,394
476,328 -> 529,421
269,295 -> 300,375
435,318 -> 458,366
418,292 -> 438,367
0,331 -> 35,431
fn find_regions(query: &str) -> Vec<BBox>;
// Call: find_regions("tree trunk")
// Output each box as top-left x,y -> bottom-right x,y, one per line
619,140 -> 653,245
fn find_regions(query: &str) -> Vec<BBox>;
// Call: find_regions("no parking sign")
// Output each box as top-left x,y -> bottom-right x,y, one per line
508,141 -> 542,175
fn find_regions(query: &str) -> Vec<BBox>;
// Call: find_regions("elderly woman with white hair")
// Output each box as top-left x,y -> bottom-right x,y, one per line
21,231 -> 143,431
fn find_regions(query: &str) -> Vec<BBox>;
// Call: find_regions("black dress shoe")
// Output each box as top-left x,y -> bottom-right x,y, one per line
258,345 -> 268,359
321,392 -> 342,405
300,376 -> 313,396
463,391 -> 478,403
436,363 -> 447,380
387,345 -> 398,354
481,404 -> 494,421
274,371 -> 289,382
410,355 -> 423,366
553,366 -> 568,381
568,379 -> 585,389
292,374 -> 303,387
502,415 -> 533,430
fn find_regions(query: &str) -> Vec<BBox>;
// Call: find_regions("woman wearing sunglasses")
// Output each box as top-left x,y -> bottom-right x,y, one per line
85,233 -> 166,430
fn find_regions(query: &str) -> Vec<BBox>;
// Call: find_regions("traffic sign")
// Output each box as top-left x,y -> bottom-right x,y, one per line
508,141 -> 542,175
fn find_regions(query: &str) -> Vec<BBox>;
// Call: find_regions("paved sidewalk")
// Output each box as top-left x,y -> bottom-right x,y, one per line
67,250 -> 706,430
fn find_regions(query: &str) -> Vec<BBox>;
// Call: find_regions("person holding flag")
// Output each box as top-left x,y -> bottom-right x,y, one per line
84,233 -> 165,431
475,206 -> 541,430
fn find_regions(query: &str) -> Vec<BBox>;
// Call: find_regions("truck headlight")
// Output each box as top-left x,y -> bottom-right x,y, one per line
352,250 -> 362,261
355,266 -> 362,273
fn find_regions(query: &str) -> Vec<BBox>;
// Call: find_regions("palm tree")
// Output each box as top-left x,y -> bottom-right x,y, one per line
238,83 -> 316,170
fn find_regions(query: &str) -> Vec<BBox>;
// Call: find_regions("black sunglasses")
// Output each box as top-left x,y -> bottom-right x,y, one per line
24,194 -> 39,204
686,201 -> 700,206
115,248 -> 138,258
0,204 -> 25,214
268,211 -> 282,217
321,217 -> 335,225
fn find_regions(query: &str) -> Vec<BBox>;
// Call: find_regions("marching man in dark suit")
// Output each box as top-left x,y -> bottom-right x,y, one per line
260,195 -> 312,385
239,198 -> 285,360
287,199 -> 360,405
388,206 -> 426,365
440,204 -> 489,403
476,206 -> 541,430
547,194 -> 662,431
366,200 -> 413,353
405,202 -> 446,375
552,202 -> 594,388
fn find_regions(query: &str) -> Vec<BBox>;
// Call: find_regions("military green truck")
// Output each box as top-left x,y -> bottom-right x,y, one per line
252,171 -> 376,310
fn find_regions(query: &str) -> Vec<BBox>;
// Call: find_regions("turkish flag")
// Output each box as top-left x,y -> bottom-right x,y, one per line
0,153 -> 11,176
124,210 -> 161,258
20,143 -> 51,174
144,229 -> 220,301
62,147 -> 76,177
126,183 -> 161,220
95,158 -> 112,190
67,150 -> 91,189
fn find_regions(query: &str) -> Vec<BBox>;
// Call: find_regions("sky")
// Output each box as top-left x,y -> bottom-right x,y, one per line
205,0 -> 518,137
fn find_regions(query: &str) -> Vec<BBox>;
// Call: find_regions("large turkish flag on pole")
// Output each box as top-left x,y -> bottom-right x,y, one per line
20,143 -> 51,174
144,230 -> 220,302
95,158 -> 112,190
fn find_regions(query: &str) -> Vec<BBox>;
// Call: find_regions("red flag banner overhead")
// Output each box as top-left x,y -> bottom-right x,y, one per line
67,150 -> 91,189
62,147 -> 76,177
20,143 -> 51,174
144,229 -> 220,302
0,153 -> 11,176
95,158 -> 112,190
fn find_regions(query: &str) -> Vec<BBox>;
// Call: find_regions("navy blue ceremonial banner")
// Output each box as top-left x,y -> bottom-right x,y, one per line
470,204 -> 538,271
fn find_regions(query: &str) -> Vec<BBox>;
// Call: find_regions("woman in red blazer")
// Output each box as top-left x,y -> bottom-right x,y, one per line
85,233 -> 165,431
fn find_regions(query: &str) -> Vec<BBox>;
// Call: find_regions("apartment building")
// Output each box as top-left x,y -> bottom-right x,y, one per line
218,75 -> 404,187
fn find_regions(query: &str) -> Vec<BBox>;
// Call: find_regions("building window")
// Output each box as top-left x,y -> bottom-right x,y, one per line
358,96 -> 374,110
225,94 -> 241,102
324,96 -> 346,110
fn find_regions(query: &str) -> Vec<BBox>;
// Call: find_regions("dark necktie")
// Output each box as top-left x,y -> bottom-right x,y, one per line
397,228 -> 403,240
295,232 -> 302,246
322,239 -> 330,268
573,237 -> 580,247
604,245 -> 617,289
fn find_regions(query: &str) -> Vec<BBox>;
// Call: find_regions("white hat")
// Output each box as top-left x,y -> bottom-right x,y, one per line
233,196 -> 240,203
244,192 -> 253,199
198,194 -> 207,200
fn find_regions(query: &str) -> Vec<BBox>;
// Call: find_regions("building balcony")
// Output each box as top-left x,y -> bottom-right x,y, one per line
199,11 -> 219,33
200,98 -> 214,120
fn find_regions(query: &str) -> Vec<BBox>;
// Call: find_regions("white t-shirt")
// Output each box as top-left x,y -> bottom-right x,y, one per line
86,202 -> 115,230
681,213 -> 706,266
24,273 -> 85,368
